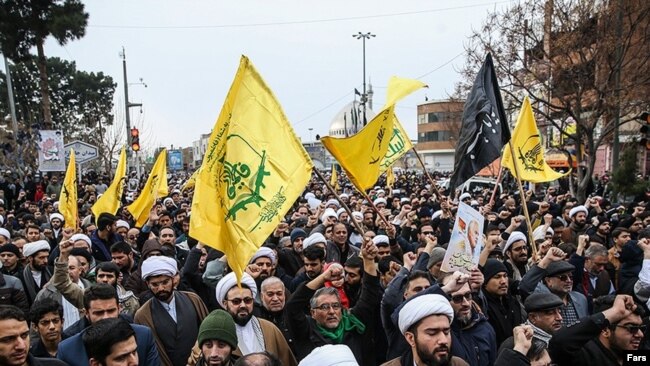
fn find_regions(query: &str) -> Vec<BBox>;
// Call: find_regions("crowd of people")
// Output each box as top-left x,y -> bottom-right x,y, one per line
0,167 -> 649,366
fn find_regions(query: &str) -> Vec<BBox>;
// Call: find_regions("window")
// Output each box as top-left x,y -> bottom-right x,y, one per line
418,131 -> 451,142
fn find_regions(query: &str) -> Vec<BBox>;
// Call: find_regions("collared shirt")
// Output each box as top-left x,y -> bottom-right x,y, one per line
560,296 -> 579,327
158,294 -> 177,323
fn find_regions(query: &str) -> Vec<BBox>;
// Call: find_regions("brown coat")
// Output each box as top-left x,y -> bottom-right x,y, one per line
134,291 -> 209,366
187,316 -> 297,366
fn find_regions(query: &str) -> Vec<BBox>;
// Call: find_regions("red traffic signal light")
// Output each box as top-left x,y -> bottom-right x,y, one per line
131,128 -> 140,152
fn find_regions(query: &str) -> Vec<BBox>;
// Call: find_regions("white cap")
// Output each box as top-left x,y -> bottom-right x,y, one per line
116,220 -> 130,230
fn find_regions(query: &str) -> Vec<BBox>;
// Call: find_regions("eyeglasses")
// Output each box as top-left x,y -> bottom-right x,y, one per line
225,297 -> 254,306
451,293 -> 472,304
616,324 -> 646,334
313,302 -> 342,311
554,274 -> 573,281
421,231 -> 434,235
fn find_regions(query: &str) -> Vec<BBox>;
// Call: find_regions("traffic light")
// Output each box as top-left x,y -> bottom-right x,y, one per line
131,128 -> 140,151
638,112 -> 650,149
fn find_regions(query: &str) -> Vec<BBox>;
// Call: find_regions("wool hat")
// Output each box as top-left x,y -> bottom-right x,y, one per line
290,228 -> 307,243
0,244 -> 20,257
427,247 -> 447,270
524,293 -> 564,313
481,258 -> 508,281
197,309 -> 238,349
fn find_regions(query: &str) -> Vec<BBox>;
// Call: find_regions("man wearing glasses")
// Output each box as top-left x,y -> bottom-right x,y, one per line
520,248 -> 589,327
213,271 -> 297,366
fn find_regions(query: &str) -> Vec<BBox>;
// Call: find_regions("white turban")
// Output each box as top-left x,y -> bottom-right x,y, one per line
400,197 -> 410,204
22,240 -> 50,258
249,247 -> 276,265
336,208 -> 347,218
321,208 -> 338,223
503,231 -> 527,253
377,189 -> 385,196
373,197 -> 387,206
0,228 -> 10,240
298,344 -> 358,366
70,234 -> 92,248
116,220 -> 130,230
351,211 -> 363,221
141,256 -> 178,281
431,210 -> 443,220
340,193 -> 349,199
303,233 -> 327,249
532,226 -> 554,241
304,192 -> 316,200
49,213 -> 64,222
398,294 -> 454,335
372,235 -> 389,246
459,193 -> 472,201
569,205 -> 588,218
326,199 -> 340,208
215,272 -> 257,309
163,197 -> 175,206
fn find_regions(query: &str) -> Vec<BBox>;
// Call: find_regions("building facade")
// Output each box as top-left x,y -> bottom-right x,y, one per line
415,100 -> 463,172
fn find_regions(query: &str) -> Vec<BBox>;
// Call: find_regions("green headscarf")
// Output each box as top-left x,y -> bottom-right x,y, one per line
316,309 -> 366,344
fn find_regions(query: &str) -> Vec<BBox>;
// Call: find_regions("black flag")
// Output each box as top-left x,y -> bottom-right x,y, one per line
449,53 -> 511,192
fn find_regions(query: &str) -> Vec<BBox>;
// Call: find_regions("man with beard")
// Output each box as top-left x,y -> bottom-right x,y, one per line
29,299 -> 63,358
289,245 -> 325,291
134,256 -> 209,366
520,248 -> 588,327
382,294 -> 468,366
213,272 -> 296,366
588,217 -> 612,247
192,310 -> 239,366
561,206 -> 591,246
502,232 -> 529,281
481,259 -> 525,345
571,242 -> 615,313
94,262 -> 140,317
48,213 -> 64,242
158,226 -> 188,265
258,276 -> 295,354
0,305 -> 67,366
90,213 -> 122,262
343,256 -> 363,307
549,294 -> 645,366
246,247 -> 277,290
278,228 -> 307,277
110,241 -> 136,287
20,240 -> 52,306
608,228 -> 631,283
446,281 -> 496,366
82,318 -> 139,366
328,223 -> 359,264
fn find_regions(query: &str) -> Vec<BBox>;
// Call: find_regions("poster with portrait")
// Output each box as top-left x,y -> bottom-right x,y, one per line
38,130 -> 66,172
441,202 -> 485,273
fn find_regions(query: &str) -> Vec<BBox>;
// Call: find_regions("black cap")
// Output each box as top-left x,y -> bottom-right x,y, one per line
0,244 -> 20,257
545,261 -> 575,277
482,258 -> 508,281
524,293 -> 564,313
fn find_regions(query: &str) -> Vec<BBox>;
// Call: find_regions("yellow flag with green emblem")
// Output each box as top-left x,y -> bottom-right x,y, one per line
502,96 -> 569,183
127,149 -> 168,227
190,56 -> 313,283
321,76 -> 425,192
181,169 -> 199,192
92,147 -> 127,218
58,149 -> 78,229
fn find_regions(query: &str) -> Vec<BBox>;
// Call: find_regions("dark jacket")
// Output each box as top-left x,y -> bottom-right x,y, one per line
286,272 -> 382,366
548,312 -> 620,366
27,354 -> 68,366
381,352 -> 468,366
0,272 -> 29,314
451,304 -> 497,366
494,348 -> 530,366
89,230 -> 122,262
483,291 -> 525,346
58,323 -> 160,366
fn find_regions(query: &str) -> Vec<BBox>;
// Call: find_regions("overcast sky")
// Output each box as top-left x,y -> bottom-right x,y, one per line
36,0 -> 516,151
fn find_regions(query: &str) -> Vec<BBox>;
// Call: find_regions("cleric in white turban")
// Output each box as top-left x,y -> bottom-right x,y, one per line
398,294 -> 454,335
22,240 -> 51,258
569,205 -> 588,218
214,272 -> 258,309
503,231 -> 527,254
141,255 -> 178,281
298,344 -> 358,366
303,233 -> 327,250
249,246 -> 276,265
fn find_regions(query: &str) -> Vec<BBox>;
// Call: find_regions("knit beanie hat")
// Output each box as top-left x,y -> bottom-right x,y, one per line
290,228 -> 307,243
481,258 -> 508,281
427,248 -> 447,270
197,310 -> 238,348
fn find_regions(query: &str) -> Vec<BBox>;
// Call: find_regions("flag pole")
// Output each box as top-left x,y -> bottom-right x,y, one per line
506,143 -> 537,258
411,147 -> 443,200
313,169 -> 367,236
488,166 -> 504,207
358,190 -> 393,229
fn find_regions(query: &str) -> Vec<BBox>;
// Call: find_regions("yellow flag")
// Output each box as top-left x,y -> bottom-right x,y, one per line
190,56 -> 313,283
502,96 -> 569,183
321,76 -> 425,192
58,149 -> 78,229
127,149 -> 168,227
379,119 -> 414,173
92,147 -> 127,218
330,165 -> 340,192
182,169 -> 199,192
386,167 -> 395,188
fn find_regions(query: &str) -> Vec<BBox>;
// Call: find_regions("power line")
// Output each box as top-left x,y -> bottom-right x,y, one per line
295,91 -> 354,124
90,1 -> 512,29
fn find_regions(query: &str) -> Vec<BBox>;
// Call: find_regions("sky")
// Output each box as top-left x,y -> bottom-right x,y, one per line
35,0 -> 517,152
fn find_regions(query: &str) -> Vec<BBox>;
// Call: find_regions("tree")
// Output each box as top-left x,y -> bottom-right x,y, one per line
454,0 -> 650,201
610,144 -> 648,200
0,0 -> 88,128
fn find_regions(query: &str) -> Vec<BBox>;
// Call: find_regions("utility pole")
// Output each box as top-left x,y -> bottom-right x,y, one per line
3,56 -> 18,134
611,0 -> 624,168
353,32 -> 375,126
121,47 -> 143,173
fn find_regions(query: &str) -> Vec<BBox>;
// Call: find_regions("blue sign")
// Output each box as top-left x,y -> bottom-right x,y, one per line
168,150 -> 183,171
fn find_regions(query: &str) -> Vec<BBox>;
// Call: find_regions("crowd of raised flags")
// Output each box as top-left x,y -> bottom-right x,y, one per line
0,53 -> 648,366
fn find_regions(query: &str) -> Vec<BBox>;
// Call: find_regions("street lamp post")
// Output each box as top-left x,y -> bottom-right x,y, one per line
308,128 -> 313,144
120,47 -> 146,174
353,32 -> 375,126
